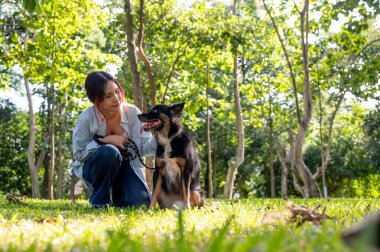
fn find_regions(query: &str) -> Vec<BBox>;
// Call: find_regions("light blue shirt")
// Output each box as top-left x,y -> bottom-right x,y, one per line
72,102 -> 156,185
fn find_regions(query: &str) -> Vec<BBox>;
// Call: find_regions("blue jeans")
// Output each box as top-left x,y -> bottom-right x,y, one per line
82,144 -> 150,207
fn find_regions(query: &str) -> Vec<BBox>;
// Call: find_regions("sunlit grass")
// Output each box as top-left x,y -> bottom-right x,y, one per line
0,198 -> 379,251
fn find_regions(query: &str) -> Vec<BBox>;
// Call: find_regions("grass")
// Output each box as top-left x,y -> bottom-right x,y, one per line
0,197 -> 379,251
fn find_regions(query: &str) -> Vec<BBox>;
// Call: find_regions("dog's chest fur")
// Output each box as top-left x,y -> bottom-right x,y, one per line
161,160 -> 182,193
156,132 -> 172,158
155,133 -> 183,194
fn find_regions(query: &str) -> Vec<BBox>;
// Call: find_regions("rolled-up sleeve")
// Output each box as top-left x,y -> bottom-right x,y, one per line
73,111 -> 99,162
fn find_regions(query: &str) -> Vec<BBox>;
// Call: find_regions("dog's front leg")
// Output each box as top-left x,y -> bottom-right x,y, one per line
183,171 -> 191,208
181,175 -> 189,208
150,175 -> 162,209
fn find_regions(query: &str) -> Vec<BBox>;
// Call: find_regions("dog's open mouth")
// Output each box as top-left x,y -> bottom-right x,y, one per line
140,120 -> 161,133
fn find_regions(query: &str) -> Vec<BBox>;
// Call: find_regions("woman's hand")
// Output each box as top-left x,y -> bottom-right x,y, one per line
103,135 -> 129,148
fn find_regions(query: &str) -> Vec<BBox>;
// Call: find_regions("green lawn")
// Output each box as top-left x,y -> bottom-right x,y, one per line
0,197 -> 379,251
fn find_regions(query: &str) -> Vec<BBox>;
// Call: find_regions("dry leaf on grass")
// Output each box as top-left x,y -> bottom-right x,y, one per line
261,201 -> 333,226
286,201 -> 332,225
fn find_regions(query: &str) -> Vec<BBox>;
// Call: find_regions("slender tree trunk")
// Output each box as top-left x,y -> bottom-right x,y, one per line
48,88 -> 55,199
212,131 -> 218,197
268,101 -> 275,197
206,76 -> 213,198
223,0 -> 245,198
46,3 -> 57,199
25,76 -> 41,198
56,105 -> 66,199
42,154 -> 50,198
278,147 -> 289,198
23,27 -> 41,198
223,46 -> 245,196
124,0 -> 143,109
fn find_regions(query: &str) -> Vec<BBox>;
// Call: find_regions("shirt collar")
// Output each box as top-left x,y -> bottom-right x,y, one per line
94,103 -> 128,125
93,105 -> 106,125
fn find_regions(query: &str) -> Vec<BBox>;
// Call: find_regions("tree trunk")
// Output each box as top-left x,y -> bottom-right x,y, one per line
124,0 -> 143,109
23,28 -> 40,198
56,105 -> 66,199
290,0 -> 319,198
42,154 -> 50,198
278,147 -> 289,198
212,131 -> 218,197
223,10 -> 245,199
47,4 -> 57,200
265,0 -> 319,198
136,0 -> 157,190
48,88 -> 55,199
25,76 -> 41,198
206,78 -> 213,198
268,99 -> 275,198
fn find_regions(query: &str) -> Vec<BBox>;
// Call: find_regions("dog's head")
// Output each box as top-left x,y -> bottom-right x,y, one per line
138,102 -> 185,133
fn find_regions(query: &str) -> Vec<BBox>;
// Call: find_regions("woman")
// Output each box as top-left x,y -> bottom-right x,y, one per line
72,71 -> 156,207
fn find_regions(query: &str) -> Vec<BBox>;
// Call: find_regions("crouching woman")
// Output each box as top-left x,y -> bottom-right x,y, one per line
72,71 -> 156,208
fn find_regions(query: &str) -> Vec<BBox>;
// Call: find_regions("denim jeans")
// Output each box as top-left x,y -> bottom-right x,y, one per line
82,144 -> 150,207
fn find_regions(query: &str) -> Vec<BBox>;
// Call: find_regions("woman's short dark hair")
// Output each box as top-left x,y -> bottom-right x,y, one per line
85,71 -> 125,105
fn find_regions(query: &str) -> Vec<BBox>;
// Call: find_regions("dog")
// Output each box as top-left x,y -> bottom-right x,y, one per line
137,102 -> 203,209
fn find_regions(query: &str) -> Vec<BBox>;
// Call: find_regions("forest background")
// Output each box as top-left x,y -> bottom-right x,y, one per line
0,0 -> 379,200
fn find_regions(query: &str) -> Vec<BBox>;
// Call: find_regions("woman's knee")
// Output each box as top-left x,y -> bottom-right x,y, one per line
96,144 -> 122,162
92,145 -> 122,175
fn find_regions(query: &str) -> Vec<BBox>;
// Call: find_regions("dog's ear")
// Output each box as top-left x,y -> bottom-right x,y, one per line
170,102 -> 185,117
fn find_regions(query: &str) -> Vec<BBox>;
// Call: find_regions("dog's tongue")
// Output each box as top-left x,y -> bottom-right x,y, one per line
140,124 -> 148,134
140,120 -> 160,133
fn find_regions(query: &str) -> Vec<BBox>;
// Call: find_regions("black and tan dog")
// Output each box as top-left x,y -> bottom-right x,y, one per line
137,102 -> 203,209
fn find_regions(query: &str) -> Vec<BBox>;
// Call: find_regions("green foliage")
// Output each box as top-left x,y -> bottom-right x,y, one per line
0,99 -> 31,195
0,0 -> 379,199
364,106 -> 380,172
0,198 -> 379,251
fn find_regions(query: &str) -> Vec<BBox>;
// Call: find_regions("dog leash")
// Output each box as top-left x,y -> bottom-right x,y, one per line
93,134 -> 156,170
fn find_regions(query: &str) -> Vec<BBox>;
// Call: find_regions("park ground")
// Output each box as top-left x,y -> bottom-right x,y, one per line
0,197 -> 379,251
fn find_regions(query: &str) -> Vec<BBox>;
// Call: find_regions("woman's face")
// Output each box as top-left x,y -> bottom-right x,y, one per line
98,81 -> 121,113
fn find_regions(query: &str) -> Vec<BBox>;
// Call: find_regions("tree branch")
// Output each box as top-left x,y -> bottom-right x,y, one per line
263,0 -> 301,125
161,39 -> 189,104
137,0 -> 157,106
357,38 -> 380,55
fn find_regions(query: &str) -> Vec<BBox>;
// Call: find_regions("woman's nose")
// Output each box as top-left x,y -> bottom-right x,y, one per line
113,94 -> 120,102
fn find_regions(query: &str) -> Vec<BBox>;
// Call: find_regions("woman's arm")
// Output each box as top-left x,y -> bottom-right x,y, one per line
72,111 -> 99,162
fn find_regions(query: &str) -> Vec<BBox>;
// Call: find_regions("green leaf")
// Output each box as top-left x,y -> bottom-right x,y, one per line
23,0 -> 41,14
10,33 -> 19,43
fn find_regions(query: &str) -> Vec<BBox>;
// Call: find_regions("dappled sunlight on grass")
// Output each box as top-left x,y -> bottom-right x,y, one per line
0,198 -> 379,251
